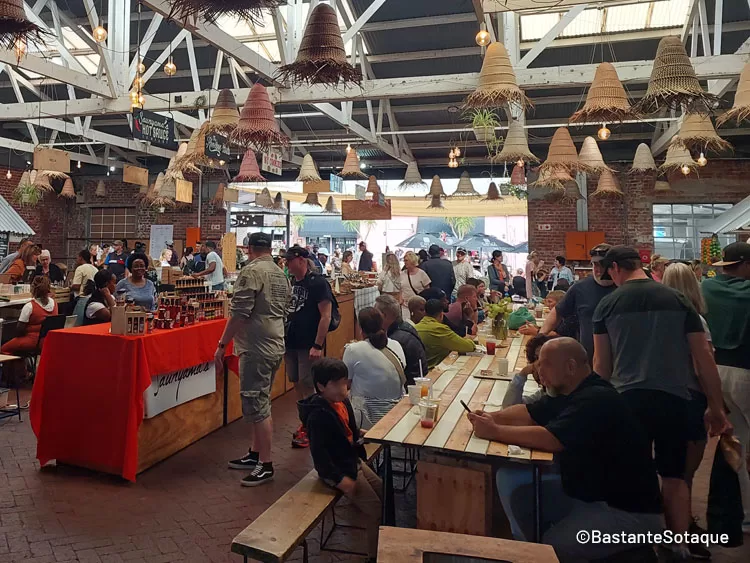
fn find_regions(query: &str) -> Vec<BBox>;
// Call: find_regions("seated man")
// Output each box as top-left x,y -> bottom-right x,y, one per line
416,299 -> 475,369
420,287 -> 469,337
406,295 -> 426,326
469,338 -> 663,562
375,295 -> 428,387
445,284 -> 479,337
501,333 -> 553,408
519,291 -> 578,339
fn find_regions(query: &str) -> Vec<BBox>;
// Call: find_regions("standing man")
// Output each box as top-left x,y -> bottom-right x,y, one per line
452,247 -> 475,297
540,244 -> 615,361
192,241 -> 225,290
216,233 -> 290,486
285,245 -> 334,448
592,246 -> 730,557
357,241 -> 374,272
103,240 -> 128,281
702,242 -> 750,527
420,244 -> 455,299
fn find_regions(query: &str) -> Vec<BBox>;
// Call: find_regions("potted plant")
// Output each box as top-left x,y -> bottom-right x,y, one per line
471,109 -> 500,142
13,171 -> 43,207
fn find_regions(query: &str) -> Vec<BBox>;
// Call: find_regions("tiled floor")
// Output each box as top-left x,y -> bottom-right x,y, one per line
1,388 -> 749,562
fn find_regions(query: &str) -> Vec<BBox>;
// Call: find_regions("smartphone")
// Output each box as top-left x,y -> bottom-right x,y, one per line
459,399 -> 472,414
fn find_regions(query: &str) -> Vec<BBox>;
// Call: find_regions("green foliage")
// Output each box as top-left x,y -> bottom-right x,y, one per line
443,216 -> 475,240
291,214 -> 306,230
13,183 -> 42,207
343,220 -> 377,240
508,184 -> 528,200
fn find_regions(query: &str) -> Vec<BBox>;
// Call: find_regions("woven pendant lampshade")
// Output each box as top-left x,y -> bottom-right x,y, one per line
232,149 -> 266,182
213,182 -> 226,204
718,62 -> 750,126
302,192 -> 321,207
255,187 -> 274,208
482,182 -> 502,201
630,143 -> 657,173
539,127 -> 579,174
654,180 -> 672,192
425,175 -> 446,199
323,196 -> 339,214
273,191 -> 284,209
450,171 -> 480,198
465,42 -> 531,110
561,182 -> 584,204
534,167 -> 574,190
427,194 -> 445,209
164,157 -> 186,181
366,175 -> 381,195
399,161 -> 426,189
207,89 -> 239,134
176,123 -> 209,173
0,0 -> 46,52
340,149 -> 367,179
231,83 -> 289,151
493,119 -> 538,163
277,3 -> 362,86
297,153 -> 321,182
570,62 -> 637,123
59,178 -> 75,198
33,172 -> 54,192
510,164 -> 526,186
674,113 -> 732,154
95,179 -> 106,197
578,136 -> 613,174
636,36 -> 719,114
166,0 -> 281,25
150,173 -> 176,208
660,140 -> 698,173
591,170 -> 624,198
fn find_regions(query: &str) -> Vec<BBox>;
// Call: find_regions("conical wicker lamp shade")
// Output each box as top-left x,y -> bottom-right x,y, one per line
630,143 -> 657,173
399,161 -> 426,189
465,42 -> 531,110
176,122 -> 209,173
231,83 -> 289,151
366,175 -> 381,195
273,191 -> 284,209
590,170 -> 624,198
175,142 -> 188,160
493,119 -> 538,163
425,175 -> 446,199
0,0 -> 46,52
340,150 -> 367,179
561,182 -> 584,204
33,172 -> 53,192
17,170 -> 29,190
450,171 -> 480,198
482,182 -> 502,201
166,0 -> 281,25
164,156 -> 186,181
302,192 -> 321,207
427,194 -> 445,209
297,153 -> 321,181
636,36 -> 718,114
654,180 -> 672,192
674,113 -> 732,154
539,127 -> 579,174
578,136 -> 613,174
570,62 -> 637,123
718,62 -> 750,126
660,140 -> 698,173
150,173 -> 176,208
232,149 -> 266,182
534,167 -> 574,190
95,179 -> 106,197
213,182 -> 226,204
277,3 -> 362,86
510,164 -> 526,186
255,187 -> 274,208
59,177 -> 75,198
323,196 -> 339,214
207,88 -> 239,134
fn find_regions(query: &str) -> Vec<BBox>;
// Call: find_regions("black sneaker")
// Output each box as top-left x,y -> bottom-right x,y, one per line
241,463 -> 274,487
687,542 -> 711,560
228,450 -> 259,470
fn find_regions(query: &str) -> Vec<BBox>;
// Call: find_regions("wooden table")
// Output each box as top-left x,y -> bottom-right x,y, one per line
377,526 -> 559,562
365,332 -> 554,540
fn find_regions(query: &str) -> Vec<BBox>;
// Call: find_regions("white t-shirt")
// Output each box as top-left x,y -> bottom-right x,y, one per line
19,298 -> 56,322
206,251 -> 224,287
72,263 -> 98,291
343,338 -> 405,401
378,270 -> 402,293
85,301 -> 107,319
400,269 -> 431,302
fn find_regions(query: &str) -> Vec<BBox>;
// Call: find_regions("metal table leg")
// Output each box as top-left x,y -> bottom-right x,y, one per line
381,444 -> 395,526
533,464 -> 542,542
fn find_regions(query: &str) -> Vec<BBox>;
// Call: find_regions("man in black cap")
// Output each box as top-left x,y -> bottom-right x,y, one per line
592,245 -> 730,555
104,239 -> 128,281
420,244 -> 455,299
215,233 -> 290,486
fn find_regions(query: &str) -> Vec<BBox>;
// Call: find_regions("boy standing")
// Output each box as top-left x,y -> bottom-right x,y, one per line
298,359 -> 382,559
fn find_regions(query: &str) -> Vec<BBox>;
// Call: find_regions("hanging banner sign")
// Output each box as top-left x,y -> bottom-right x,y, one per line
143,362 -> 216,418
261,150 -> 283,175
204,133 -> 231,160
329,173 -> 343,193
131,109 -> 177,150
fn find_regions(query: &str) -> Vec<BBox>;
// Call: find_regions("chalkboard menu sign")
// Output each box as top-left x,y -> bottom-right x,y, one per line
0,232 -> 9,260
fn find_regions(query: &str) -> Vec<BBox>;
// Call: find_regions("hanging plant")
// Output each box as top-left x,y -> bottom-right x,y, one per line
469,109 -> 500,142
508,184 -> 528,200
13,179 -> 43,206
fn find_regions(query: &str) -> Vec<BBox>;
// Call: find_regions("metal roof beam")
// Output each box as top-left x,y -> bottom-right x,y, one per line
0,51 -> 112,97
342,0 -> 388,44
518,4 -> 587,69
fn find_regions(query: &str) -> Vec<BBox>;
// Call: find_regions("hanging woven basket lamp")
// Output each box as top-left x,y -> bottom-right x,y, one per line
206,89 -> 239,135
323,196 -> 339,214
0,0 -> 47,53
150,172 -> 177,208
590,170 -> 624,198
426,194 -> 445,209
578,136 -> 613,174
95,179 -> 106,197
533,167 -> 574,191
660,140 -> 698,174
340,149 -> 367,179
231,83 -> 289,151
366,175 -> 381,196
538,127 -> 579,175
174,123 -> 209,174
59,177 -> 75,198
510,164 -> 526,186
482,181 -> 502,201
673,113 -> 732,154
277,3 -> 362,86
213,182 -> 226,205
166,0 -> 281,25
717,62 -> 750,126
464,42 -> 531,110
449,171 -> 480,198
273,191 -> 285,210
302,192 -> 322,207
630,143 -> 658,174
255,187 -> 274,208
33,172 -> 55,192
297,153 -> 321,182
425,175 -> 447,200
232,149 -> 266,182
654,180 -> 672,192
493,119 -> 538,164
635,36 -> 719,114
569,62 -> 638,124
399,161 -> 426,189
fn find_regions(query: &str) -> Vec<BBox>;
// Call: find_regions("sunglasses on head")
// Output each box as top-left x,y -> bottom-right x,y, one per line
590,249 -> 608,257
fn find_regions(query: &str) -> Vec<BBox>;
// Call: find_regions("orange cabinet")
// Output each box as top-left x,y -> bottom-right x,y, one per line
565,231 -> 605,261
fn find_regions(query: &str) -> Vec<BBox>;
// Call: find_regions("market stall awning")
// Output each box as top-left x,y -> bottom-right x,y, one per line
0,195 -> 34,236
455,233 -> 515,253
298,216 -> 355,238
699,195 -> 750,235
511,241 -> 528,253
395,232 -> 451,249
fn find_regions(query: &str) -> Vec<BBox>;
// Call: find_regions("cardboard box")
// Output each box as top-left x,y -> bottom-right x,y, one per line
111,306 -> 148,335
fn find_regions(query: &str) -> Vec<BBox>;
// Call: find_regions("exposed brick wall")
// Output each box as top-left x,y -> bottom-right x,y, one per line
0,169 -> 226,267
528,159 -> 750,262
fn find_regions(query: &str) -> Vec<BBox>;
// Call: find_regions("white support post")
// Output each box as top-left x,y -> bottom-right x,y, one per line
342,0 -> 388,44
681,0 -> 699,43
81,0 -> 119,97
691,16 -> 698,56
108,0 -> 131,95
714,0 -> 723,55
212,51 -> 224,90
697,0 -> 711,56
185,33 -> 206,122
518,4 -> 587,69
5,66 -> 38,145
227,57 -> 240,88
272,8 -> 288,65
376,101 -> 384,136
228,58 -> 254,88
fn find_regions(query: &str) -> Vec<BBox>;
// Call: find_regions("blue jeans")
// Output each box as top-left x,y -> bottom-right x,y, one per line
212,282 -> 225,291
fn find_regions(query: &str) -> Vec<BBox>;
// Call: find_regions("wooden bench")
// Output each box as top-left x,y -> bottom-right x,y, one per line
231,443 -> 382,563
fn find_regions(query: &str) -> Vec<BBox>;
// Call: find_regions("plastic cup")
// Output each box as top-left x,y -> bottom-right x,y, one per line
419,399 -> 439,428
496,358 -> 509,376
486,339 -> 497,355
414,377 -> 432,398
407,385 -> 421,405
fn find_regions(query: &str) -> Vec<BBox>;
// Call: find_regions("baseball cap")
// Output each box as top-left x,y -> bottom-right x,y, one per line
165,240 -> 174,246
249,232 -> 272,248
589,243 -> 613,261
114,239 -> 124,246
713,242 -> 750,266
285,246 -> 310,260
600,246 -> 641,269
317,247 -> 329,256
456,247 -> 467,255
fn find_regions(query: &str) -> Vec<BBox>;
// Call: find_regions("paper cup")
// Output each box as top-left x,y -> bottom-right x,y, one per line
407,385 -> 421,405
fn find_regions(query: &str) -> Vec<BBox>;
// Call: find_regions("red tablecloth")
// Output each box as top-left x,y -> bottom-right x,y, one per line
30,320 -> 229,482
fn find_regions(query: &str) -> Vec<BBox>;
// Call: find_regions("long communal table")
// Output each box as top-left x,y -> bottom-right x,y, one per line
365,331 -> 554,541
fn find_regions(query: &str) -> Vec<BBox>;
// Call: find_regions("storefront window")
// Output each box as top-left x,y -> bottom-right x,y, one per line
90,207 -> 136,242
652,203 -> 734,260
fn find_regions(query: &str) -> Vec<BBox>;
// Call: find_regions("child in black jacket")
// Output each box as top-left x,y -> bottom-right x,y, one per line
298,358 -> 382,559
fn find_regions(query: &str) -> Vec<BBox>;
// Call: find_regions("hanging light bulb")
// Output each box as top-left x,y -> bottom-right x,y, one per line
164,56 -> 177,76
5,170 -> 11,180
345,143 -> 351,154
134,76 -> 145,89
597,124 -> 611,141
516,159 -> 525,168
13,38 -> 26,60
454,146 -> 461,157
130,90 -> 139,102
137,60 -> 146,74
449,148 -> 455,159
106,170 -> 111,177
475,23 -> 491,47
697,152 -> 707,167
138,93 -> 146,106
219,159 -> 226,166
92,24 -> 108,43
360,161 -> 367,169
77,161 -> 82,169
681,164 -> 691,175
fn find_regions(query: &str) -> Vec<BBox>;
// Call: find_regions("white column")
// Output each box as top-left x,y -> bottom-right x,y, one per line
108,0 -> 131,95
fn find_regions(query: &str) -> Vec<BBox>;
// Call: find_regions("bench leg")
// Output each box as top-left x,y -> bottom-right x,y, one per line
302,539 -> 308,563
319,506 -> 368,557
381,444 -> 395,526
532,464 -> 543,543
